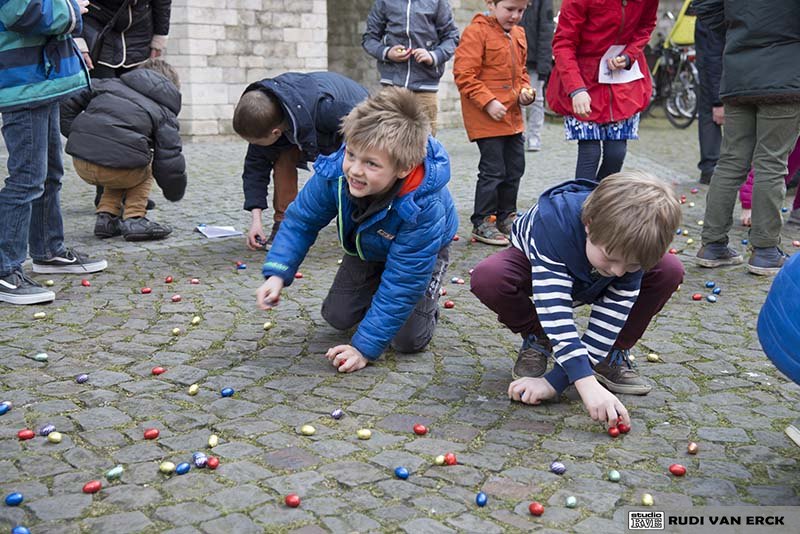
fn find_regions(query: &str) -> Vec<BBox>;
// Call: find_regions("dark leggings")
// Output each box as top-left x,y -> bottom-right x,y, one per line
576,140 -> 628,180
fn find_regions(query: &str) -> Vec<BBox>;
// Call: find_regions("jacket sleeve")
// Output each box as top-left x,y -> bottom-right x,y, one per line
621,0 -> 658,66
536,0 -> 555,76
150,0 -> 172,37
59,86 -> 92,137
362,0 -> 389,61
692,0 -> 726,32
260,173 -> 338,285
551,0 -> 589,95
350,200 -> 445,360
242,144 -> 279,211
0,0 -> 82,36
430,0 -> 459,66
152,114 -> 187,202
453,25 -> 496,111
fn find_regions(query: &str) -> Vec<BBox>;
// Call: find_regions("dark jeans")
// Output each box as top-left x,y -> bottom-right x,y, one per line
470,247 -> 684,351
694,17 -> 723,176
0,102 -> 66,276
321,246 -> 450,353
471,134 -> 525,227
575,140 -> 627,180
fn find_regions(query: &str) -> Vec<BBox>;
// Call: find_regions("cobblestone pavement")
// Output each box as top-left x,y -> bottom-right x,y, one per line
1,117 -> 799,534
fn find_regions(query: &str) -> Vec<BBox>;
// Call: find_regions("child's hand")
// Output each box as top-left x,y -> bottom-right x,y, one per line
326,345 -> 369,373
485,100 -> 507,121
387,45 -> 412,62
572,92 -> 591,118
574,376 -> 630,427
607,55 -> 627,72
518,87 -> 536,106
508,377 -> 557,405
247,220 -> 267,250
741,208 -> 752,227
256,276 -> 284,310
411,48 -> 434,65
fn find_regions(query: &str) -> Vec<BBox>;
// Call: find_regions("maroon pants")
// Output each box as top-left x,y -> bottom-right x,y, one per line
470,247 -> 684,350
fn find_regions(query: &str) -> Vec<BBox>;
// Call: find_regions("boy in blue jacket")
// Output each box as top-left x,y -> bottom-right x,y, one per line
1,0 -> 107,306
233,72 -> 368,250
256,88 -> 458,373
471,172 -> 683,425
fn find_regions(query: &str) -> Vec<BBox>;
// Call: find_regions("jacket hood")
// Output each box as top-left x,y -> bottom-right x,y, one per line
248,76 -> 319,158
120,69 -> 181,115
534,179 -> 597,279
470,12 -> 502,31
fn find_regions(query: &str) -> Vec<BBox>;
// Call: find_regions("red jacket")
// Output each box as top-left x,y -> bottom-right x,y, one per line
547,0 -> 657,124
453,14 -> 531,141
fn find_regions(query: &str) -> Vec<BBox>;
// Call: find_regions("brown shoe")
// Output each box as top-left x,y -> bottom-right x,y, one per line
593,349 -> 652,395
512,333 -> 551,379
472,218 -> 509,246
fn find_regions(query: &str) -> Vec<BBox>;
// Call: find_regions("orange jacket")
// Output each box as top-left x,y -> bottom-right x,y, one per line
453,14 -> 531,141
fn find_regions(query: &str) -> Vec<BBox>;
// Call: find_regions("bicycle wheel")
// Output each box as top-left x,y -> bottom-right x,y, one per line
664,63 -> 697,129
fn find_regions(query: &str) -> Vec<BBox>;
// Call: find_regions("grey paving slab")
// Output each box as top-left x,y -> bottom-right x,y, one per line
1,120 -> 799,532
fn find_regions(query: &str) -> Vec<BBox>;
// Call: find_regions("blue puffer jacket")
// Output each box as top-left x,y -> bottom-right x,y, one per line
758,252 -> 800,385
262,136 -> 459,360
0,0 -> 89,112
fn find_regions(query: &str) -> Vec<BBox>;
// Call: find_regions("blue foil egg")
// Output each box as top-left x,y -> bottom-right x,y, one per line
175,462 -> 191,475
712,287 -> 721,295
331,408 -> 344,420
550,460 -> 566,475
5,492 -> 23,506
394,466 -> 409,480
192,452 -> 208,468
742,239 -> 749,245
475,491 -> 488,507
782,207 -> 788,213
12,527 -> 31,534
705,281 -> 716,288
221,387 -> 234,397
38,424 -> 56,436
76,373 -> 89,384
0,403 -> 10,416
237,263 -> 247,270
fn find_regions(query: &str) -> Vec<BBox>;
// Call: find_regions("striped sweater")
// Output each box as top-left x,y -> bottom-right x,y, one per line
511,180 -> 643,393
0,0 -> 89,112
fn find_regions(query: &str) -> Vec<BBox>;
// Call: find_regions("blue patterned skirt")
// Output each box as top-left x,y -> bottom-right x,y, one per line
564,113 -> 640,141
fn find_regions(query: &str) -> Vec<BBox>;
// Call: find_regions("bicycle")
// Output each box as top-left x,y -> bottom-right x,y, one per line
645,0 -> 700,129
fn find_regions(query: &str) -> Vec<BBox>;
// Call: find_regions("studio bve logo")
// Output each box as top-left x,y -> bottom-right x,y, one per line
629,511 -> 665,530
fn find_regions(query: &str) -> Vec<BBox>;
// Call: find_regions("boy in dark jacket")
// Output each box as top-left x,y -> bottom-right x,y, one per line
60,58 -> 186,241
232,72 -> 369,250
362,0 -> 460,134
471,172 -> 683,426
256,88 -> 458,373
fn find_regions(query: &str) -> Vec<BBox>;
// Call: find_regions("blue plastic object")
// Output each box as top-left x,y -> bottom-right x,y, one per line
758,253 -> 800,384
476,491 -> 488,507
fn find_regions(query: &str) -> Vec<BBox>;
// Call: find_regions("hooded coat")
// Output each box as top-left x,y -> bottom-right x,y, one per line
60,68 -> 186,201
261,136 -> 458,360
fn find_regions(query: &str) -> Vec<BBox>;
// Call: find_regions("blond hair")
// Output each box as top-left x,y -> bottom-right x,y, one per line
139,58 -> 180,90
340,87 -> 430,171
232,90 -> 285,139
581,171 -> 681,270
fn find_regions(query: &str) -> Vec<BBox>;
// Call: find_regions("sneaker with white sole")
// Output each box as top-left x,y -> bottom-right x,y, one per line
0,270 -> 55,305
32,248 -> 107,274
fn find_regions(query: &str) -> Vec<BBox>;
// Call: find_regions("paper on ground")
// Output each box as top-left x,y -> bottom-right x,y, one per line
195,224 -> 243,238
599,45 -> 645,84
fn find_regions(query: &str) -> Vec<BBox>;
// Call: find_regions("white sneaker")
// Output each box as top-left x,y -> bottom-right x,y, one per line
0,270 -> 55,305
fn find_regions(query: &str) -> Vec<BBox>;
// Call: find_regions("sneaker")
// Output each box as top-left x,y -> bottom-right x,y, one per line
593,348 -> 652,395
94,212 -> 121,238
472,218 -> 509,246
264,221 -> 281,250
0,270 -> 55,305
32,248 -> 107,274
120,217 -> 172,242
526,140 -> 542,152
699,170 -> 713,185
786,208 -> 800,227
512,333 -> 551,379
747,246 -> 788,276
695,242 -> 744,268
496,214 -> 516,237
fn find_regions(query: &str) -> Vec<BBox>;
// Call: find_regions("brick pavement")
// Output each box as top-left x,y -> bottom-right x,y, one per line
1,117 -> 799,533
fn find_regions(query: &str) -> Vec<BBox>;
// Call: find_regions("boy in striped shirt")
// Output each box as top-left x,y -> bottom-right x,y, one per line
471,172 -> 683,425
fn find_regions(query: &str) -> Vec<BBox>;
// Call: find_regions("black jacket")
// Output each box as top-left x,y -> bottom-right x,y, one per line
519,0 -> 554,76
60,69 -> 186,202
80,0 -> 172,68
241,72 -> 369,211
694,0 -> 800,104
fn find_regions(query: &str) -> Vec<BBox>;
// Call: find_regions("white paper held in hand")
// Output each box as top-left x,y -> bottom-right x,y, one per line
598,45 -> 644,84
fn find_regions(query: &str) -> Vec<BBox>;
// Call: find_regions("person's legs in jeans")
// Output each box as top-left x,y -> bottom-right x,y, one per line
596,140 -> 627,180
524,70 -> 546,150
321,254 -> 384,330
392,245 -> 450,352
496,133 -> 525,226
575,140 -> 601,180
701,103 -> 757,247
